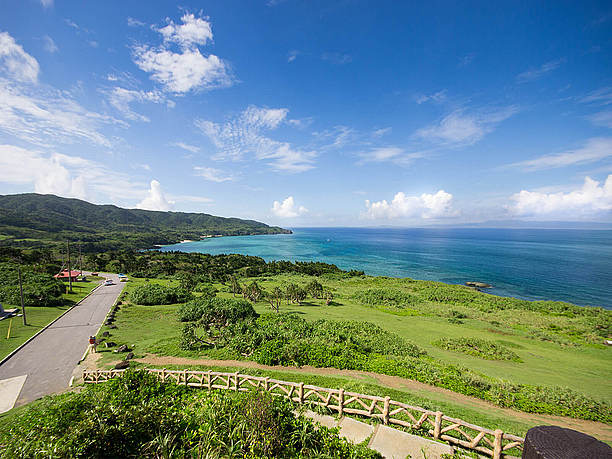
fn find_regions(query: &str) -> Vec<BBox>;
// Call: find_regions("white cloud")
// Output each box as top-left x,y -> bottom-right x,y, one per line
287,50 -> 300,62
415,90 -> 447,104
507,137 -> 612,171
0,144 -> 143,202
516,58 -> 565,83
416,107 -> 518,147
321,52 -> 352,65
579,86 -> 612,106
372,127 -> 391,137
194,166 -> 235,182
136,180 -> 175,211
157,13 -> 213,48
104,87 -> 165,122
132,13 -> 232,93
271,196 -> 308,218
42,35 -> 58,53
196,105 -> 316,172
40,0 -> 53,8
364,190 -> 455,219
127,17 -> 145,27
509,175 -> 612,217
171,141 -> 200,153
357,147 -> 425,166
0,32 -> 40,83
588,111 -> 612,128
0,78 -> 118,147
0,79 -> 120,147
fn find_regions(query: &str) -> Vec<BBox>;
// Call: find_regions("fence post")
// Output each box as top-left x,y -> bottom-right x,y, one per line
433,412 -> 442,439
207,370 -> 212,390
338,388 -> 345,416
298,382 -> 304,403
234,372 -> 239,391
184,369 -> 188,386
493,429 -> 503,459
161,368 -> 166,382
383,396 -> 390,424
264,376 -> 269,391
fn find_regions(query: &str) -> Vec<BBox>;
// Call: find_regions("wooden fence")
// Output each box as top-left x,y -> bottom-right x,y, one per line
83,368 -> 524,458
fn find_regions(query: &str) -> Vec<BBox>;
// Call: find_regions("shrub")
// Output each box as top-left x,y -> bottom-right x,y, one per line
177,296 -> 258,324
353,288 -> 416,308
129,283 -> 192,305
0,370 -> 380,458
432,337 -> 522,362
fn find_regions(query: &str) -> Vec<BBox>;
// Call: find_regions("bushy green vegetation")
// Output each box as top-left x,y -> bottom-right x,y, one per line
0,370 -> 379,458
353,287 -> 416,308
129,283 -> 192,306
432,337 -> 522,362
176,304 -> 610,422
0,262 -> 65,307
0,193 -> 290,252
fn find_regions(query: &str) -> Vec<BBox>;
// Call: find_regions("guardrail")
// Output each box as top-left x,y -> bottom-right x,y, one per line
83,368 -> 524,458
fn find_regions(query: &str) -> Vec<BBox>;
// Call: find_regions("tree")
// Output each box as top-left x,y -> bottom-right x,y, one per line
244,281 -> 263,303
324,289 -> 334,306
229,275 -> 241,297
305,280 -> 323,299
266,287 -> 283,312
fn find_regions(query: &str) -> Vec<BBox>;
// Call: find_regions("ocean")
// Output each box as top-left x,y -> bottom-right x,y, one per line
160,227 -> 612,309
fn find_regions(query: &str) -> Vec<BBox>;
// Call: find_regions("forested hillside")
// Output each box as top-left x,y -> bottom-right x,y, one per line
0,193 -> 290,252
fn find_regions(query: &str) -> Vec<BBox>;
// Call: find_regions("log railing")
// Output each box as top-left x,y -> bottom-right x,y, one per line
83,368 -> 523,458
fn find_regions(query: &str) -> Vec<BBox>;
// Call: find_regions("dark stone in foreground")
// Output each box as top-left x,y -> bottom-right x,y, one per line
108,325 -> 117,329
125,352 -> 134,360
102,331 -> 110,337
115,344 -> 129,353
114,360 -> 130,370
465,281 -> 492,288
105,341 -> 117,348
523,426 -> 612,459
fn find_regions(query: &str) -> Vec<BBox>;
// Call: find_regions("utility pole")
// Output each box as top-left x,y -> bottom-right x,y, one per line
67,241 -> 73,293
18,265 -> 27,325
79,241 -> 82,277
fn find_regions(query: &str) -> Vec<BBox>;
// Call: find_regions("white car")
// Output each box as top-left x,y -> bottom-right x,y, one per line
104,279 -> 114,286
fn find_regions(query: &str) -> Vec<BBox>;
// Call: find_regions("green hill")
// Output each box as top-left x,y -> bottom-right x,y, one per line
0,193 -> 290,252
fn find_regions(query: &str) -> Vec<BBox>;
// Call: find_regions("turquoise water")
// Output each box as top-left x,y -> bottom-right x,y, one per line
161,227 -> 612,308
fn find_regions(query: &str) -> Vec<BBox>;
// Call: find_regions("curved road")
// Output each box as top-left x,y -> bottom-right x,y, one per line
0,273 -> 124,408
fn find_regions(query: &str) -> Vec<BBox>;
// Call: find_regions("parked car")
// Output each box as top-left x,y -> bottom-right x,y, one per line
104,279 -> 114,286
91,272 -> 99,276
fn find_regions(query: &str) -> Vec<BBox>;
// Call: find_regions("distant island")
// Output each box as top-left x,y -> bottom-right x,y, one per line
0,193 -> 291,252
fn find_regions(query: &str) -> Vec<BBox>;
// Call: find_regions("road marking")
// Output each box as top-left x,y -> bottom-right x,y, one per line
0,374 -> 27,413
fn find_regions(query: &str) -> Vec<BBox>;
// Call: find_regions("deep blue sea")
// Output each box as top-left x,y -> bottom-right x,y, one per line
161,227 -> 612,309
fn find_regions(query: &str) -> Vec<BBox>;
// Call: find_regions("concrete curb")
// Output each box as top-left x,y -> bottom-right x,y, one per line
76,285 -> 124,366
0,280 -> 104,367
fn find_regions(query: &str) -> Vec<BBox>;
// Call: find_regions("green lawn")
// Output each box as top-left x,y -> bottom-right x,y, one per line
97,275 -> 612,403
0,277 -> 103,360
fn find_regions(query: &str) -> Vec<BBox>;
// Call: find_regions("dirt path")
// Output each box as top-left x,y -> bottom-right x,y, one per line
134,354 -> 612,442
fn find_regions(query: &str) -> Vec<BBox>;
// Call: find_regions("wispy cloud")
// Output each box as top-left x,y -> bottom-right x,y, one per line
127,17 -> 145,27
287,50 -> 300,63
415,90 -> 447,104
458,53 -> 475,67
103,86 -> 166,122
357,147 -> 425,167
40,0 -> 53,8
321,52 -> 352,65
506,137 -> 612,171
587,111 -> 612,129
194,166 -> 235,182
132,12 -> 233,93
42,35 -> 58,53
516,58 -> 566,83
416,106 -> 518,147
0,32 -> 40,83
196,105 -> 316,173
171,141 -> 200,153
579,86 -> 612,106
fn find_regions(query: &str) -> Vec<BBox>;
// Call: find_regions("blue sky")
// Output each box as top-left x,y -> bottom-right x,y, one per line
0,0 -> 611,226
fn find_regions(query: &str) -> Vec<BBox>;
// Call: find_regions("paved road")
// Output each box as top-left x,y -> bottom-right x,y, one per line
0,273 -> 124,406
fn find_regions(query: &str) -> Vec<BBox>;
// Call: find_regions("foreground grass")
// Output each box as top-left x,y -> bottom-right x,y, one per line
0,277 -> 102,360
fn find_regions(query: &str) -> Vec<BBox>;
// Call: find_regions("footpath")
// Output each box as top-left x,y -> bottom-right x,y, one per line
0,273 -> 124,410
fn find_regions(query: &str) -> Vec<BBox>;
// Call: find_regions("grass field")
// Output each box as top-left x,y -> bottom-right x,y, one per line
0,276 -> 103,360
99,275 -> 611,403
